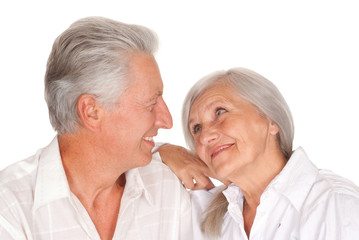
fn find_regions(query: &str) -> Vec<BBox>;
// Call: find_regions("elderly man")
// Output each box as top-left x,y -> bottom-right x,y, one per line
0,17 -> 193,240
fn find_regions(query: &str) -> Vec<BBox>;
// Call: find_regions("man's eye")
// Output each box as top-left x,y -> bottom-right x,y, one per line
192,124 -> 201,134
147,103 -> 156,111
215,107 -> 227,116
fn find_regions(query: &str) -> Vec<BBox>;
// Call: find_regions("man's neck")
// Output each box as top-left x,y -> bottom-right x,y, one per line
58,134 -> 127,240
58,133 -> 126,195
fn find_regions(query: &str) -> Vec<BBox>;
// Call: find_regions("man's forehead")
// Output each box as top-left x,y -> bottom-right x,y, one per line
148,90 -> 163,101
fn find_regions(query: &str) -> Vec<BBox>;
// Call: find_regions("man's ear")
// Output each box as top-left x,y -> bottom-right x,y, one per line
77,94 -> 103,132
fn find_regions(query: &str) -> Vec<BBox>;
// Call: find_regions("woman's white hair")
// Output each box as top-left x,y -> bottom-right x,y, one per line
45,16 -> 158,135
182,67 -> 294,159
181,67 -> 294,237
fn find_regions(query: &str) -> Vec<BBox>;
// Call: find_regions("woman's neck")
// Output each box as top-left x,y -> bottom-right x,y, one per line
230,148 -> 287,237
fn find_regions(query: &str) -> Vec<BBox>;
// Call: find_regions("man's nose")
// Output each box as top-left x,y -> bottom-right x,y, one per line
154,96 -> 173,129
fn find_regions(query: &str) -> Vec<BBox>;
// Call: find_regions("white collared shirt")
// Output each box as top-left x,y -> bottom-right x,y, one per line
191,147 -> 359,240
0,137 -> 192,240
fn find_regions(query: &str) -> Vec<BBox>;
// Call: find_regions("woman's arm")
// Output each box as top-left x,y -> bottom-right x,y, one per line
156,144 -> 215,190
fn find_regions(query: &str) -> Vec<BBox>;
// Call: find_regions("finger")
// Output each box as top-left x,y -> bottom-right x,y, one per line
181,175 -> 195,190
191,163 -> 216,179
204,180 -> 215,190
192,175 -> 215,190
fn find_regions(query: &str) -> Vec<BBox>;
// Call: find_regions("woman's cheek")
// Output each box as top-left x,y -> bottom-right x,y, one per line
195,145 -> 206,163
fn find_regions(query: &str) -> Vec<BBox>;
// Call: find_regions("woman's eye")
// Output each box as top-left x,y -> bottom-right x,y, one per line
192,124 -> 201,134
215,107 -> 227,116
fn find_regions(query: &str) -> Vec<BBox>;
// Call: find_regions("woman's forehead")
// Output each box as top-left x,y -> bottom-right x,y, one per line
191,83 -> 240,107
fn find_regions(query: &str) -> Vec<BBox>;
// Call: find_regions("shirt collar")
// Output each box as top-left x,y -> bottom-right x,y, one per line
223,183 -> 243,204
124,167 -> 154,206
223,147 -> 318,213
33,136 -> 72,211
267,147 -> 319,211
32,136 -> 155,211
223,183 -> 244,222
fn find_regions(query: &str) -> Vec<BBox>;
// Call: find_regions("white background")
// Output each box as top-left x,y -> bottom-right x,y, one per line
0,0 -> 358,185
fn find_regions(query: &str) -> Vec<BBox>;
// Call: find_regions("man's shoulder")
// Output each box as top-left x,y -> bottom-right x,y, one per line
137,151 -> 189,197
0,139 -> 55,187
0,155 -> 38,187
132,151 -> 190,207
0,155 -> 38,221
138,151 -> 182,182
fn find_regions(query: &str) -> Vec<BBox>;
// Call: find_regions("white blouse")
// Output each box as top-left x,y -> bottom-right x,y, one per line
191,147 -> 359,240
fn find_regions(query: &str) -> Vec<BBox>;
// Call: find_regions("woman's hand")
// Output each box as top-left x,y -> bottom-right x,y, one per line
157,144 -> 215,190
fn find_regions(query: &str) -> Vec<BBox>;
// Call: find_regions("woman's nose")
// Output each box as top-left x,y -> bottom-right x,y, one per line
199,124 -> 219,145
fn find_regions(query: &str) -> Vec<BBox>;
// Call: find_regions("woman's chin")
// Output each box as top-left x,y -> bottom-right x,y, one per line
212,168 -> 231,185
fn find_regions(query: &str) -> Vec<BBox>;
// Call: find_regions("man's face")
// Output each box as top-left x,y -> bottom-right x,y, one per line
100,52 -> 172,171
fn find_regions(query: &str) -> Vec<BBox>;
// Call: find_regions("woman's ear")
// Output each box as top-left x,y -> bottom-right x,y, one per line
77,94 -> 103,132
269,121 -> 280,136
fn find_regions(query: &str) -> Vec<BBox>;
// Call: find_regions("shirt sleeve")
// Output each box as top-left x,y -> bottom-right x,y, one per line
178,185 -> 193,240
301,192 -> 359,240
325,193 -> 359,239
0,217 -> 25,240
0,189 -> 29,240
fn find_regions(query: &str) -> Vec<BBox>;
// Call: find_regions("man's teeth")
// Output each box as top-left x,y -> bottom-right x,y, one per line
143,137 -> 154,142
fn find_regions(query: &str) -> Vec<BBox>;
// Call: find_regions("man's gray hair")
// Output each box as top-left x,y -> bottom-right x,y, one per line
45,16 -> 158,135
182,67 -> 294,237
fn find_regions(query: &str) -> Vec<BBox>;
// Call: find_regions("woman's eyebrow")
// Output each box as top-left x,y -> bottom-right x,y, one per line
188,101 -> 216,125
188,118 -> 195,127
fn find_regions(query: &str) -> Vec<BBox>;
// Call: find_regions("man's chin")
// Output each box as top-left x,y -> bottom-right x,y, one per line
137,153 -> 153,168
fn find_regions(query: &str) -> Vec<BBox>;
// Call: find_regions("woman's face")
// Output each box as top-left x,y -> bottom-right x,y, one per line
188,82 -> 279,181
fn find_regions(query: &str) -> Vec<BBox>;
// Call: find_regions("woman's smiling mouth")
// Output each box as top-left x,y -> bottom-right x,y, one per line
210,143 -> 234,159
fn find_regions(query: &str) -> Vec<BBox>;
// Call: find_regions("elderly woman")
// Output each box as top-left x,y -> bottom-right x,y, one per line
161,67 -> 359,239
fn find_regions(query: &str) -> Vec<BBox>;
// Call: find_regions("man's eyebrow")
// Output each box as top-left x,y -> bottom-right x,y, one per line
148,91 -> 163,102
153,91 -> 163,99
